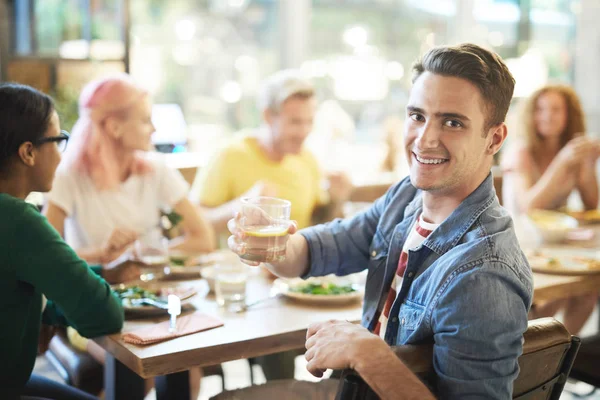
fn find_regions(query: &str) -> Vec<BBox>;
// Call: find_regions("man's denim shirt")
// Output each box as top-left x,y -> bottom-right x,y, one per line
300,174 -> 533,399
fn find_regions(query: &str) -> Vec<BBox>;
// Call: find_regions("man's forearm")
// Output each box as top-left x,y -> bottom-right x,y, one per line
266,233 -> 310,278
354,346 -> 435,400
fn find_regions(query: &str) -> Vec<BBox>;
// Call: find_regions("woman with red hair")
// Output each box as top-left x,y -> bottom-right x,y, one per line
45,74 -> 215,266
502,84 -> 599,335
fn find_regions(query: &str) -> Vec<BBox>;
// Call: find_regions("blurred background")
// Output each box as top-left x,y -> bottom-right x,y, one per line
1,0 -> 598,182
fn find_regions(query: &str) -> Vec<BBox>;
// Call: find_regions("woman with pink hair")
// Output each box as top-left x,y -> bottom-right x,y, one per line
45,73 -> 215,266
44,74 -> 214,397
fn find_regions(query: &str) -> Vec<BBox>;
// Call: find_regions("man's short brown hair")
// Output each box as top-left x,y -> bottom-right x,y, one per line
412,43 -> 515,130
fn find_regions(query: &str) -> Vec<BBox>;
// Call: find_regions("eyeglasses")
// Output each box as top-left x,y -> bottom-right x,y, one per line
34,130 -> 70,153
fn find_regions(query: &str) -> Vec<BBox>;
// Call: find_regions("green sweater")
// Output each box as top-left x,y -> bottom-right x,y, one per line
0,194 -> 124,395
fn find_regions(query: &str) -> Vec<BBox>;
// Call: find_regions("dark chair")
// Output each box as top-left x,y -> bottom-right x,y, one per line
46,328 -> 227,395
568,333 -> 600,388
211,318 -> 580,400
45,329 -> 104,395
336,317 -> 580,400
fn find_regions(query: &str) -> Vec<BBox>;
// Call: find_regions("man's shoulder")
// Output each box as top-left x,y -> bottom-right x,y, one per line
379,176 -> 420,214
218,132 -> 261,159
384,176 -> 418,202
441,204 -> 532,290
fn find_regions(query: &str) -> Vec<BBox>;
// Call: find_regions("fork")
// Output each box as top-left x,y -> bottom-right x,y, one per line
234,290 -> 279,313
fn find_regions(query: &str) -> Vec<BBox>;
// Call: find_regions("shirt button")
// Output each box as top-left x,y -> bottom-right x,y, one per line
371,251 -> 377,257
391,317 -> 398,323
401,318 -> 406,325
408,272 -> 414,278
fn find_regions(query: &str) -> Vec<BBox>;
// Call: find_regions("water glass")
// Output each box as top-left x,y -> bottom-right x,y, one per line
214,262 -> 249,312
239,197 -> 291,263
135,228 -> 169,266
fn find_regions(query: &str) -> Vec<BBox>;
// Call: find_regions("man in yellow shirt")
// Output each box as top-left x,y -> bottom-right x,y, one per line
190,70 -> 352,233
189,70 -> 352,381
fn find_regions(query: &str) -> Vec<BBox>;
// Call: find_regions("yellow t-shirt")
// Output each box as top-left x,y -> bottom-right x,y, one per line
190,134 -> 326,229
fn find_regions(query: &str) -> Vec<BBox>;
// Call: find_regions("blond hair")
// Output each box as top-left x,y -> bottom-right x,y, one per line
520,84 -> 585,160
257,69 -> 315,113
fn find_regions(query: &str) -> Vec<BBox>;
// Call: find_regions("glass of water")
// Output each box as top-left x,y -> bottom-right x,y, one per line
239,197 -> 291,263
135,228 -> 169,266
214,261 -> 249,312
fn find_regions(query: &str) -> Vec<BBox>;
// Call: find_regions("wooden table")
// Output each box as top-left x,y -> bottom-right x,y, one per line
94,272 -> 362,399
532,272 -> 600,303
95,243 -> 600,399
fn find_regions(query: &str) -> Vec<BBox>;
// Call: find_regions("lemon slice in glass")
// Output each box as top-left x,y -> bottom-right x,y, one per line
244,226 -> 288,237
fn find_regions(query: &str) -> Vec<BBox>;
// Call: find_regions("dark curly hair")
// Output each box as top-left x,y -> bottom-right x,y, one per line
0,83 -> 55,173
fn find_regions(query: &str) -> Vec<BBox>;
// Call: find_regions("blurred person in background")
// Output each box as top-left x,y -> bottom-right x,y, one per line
502,84 -> 599,334
189,70 -> 353,236
44,74 -> 215,398
189,70 -> 353,381
306,99 -> 355,175
0,83 -> 123,400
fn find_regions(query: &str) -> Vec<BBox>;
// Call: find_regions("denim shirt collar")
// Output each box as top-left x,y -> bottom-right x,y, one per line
403,173 -> 496,256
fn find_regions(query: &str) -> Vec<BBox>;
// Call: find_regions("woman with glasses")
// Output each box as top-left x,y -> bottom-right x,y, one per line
0,83 -> 124,399
43,74 -> 215,398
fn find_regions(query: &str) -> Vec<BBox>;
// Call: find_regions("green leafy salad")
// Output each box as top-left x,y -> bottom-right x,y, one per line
114,286 -> 159,307
290,282 -> 356,295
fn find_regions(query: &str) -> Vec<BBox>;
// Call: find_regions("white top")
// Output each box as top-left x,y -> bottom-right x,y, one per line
47,154 -> 189,250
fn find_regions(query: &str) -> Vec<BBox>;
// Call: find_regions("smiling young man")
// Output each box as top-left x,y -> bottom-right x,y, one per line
228,43 -> 533,399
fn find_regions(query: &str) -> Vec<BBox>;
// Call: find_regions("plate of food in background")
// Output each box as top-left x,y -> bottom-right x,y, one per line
157,250 -> 235,281
567,210 -> 600,225
273,276 -> 364,305
526,210 -> 578,244
112,282 -> 205,318
526,248 -> 600,276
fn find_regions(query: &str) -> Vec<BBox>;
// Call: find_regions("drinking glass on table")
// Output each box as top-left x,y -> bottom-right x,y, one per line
239,197 -> 291,263
214,261 -> 249,312
135,228 -> 169,266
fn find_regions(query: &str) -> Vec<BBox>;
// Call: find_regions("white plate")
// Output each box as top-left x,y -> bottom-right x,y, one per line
273,277 -> 363,305
112,281 -> 208,318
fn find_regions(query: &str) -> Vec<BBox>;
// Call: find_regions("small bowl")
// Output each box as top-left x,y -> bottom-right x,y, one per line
527,210 -> 578,243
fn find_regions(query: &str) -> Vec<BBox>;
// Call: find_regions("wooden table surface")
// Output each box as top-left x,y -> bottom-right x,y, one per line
519,222 -> 600,303
94,272 -> 363,379
532,272 -> 600,303
94,222 -> 600,380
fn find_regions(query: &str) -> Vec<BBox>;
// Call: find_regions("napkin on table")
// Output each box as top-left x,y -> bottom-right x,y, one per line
122,312 -> 224,345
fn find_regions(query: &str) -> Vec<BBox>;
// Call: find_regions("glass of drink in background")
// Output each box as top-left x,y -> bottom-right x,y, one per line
215,261 -> 249,312
135,228 -> 169,266
239,197 -> 291,263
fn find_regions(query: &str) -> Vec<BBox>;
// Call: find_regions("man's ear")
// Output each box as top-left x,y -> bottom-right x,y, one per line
263,108 -> 275,126
17,142 -> 36,167
487,123 -> 508,156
